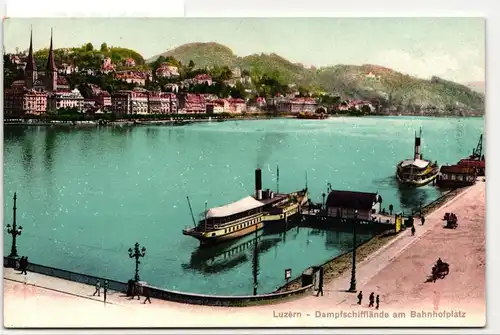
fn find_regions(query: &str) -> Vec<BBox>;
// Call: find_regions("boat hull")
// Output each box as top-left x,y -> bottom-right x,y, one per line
183,221 -> 265,246
396,171 -> 438,187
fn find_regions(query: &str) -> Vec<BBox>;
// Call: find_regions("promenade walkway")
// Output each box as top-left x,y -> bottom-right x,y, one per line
4,181 -> 486,328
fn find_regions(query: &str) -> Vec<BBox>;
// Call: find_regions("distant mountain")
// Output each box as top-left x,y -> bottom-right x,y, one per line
153,42 -> 488,115
466,81 -> 485,94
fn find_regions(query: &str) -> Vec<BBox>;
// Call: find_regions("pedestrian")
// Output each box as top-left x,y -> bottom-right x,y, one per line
18,256 -> 25,274
316,266 -> 324,297
143,286 -> 151,304
376,294 -> 380,309
421,216 -> 425,225
368,292 -> 375,307
21,257 -> 28,275
103,280 -> 108,303
357,291 -> 363,305
93,279 -> 101,297
411,225 -> 416,236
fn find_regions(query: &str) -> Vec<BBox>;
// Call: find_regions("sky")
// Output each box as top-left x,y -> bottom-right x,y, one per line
3,17 -> 485,84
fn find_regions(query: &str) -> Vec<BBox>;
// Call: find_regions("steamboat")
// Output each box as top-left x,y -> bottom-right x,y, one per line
182,168 -> 309,245
396,128 -> 440,187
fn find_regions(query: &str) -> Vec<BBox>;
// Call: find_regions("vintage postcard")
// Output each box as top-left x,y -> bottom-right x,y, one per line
3,17 -> 485,328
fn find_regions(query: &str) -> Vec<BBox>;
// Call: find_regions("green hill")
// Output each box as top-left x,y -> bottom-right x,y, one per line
148,42 -> 237,68
149,42 -> 484,115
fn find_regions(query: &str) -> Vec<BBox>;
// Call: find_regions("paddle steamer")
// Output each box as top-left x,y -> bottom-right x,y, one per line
396,128 -> 439,187
182,168 -> 308,245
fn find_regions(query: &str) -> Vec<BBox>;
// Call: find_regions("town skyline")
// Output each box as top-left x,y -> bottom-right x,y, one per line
4,17 -> 485,84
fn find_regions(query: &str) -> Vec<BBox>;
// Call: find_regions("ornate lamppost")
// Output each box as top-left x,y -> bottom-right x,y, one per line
348,209 -> 359,292
128,242 -> 146,282
6,192 -> 23,261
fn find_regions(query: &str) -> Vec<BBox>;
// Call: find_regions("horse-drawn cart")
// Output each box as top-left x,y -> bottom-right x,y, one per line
431,259 -> 450,282
443,212 -> 458,229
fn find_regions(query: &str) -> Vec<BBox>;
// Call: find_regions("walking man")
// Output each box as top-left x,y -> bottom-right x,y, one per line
316,266 -> 324,297
376,294 -> 380,310
18,257 -> 25,274
143,286 -> 152,304
411,225 -> 416,236
368,292 -> 375,307
357,291 -> 363,305
103,280 -> 108,303
93,279 -> 101,297
19,257 -> 28,275
421,216 -> 425,225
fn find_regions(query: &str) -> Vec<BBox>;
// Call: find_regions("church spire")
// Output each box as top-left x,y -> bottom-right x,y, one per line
25,26 -> 36,72
46,28 -> 56,71
45,27 -> 58,92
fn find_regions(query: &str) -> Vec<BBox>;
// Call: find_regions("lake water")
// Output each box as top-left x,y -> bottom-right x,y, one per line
3,116 -> 484,295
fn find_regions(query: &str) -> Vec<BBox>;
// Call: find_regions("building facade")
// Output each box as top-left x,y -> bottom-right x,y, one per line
276,97 -> 318,113
325,190 -> 380,221
47,89 -> 84,112
178,93 -> 206,114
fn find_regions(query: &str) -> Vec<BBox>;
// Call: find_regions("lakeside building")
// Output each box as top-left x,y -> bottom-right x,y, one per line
111,90 -> 178,115
47,88 -> 85,112
276,97 -> 318,114
177,93 -> 206,114
147,91 -> 178,114
227,98 -> 246,113
325,190 -> 380,221
338,100 -> 375,113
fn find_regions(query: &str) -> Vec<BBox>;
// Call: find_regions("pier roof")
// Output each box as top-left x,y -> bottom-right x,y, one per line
206,196 -> 264,218
326,190 -> 378,210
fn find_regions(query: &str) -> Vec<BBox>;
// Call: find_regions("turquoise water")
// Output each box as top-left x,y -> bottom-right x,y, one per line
3,117 -> 484,295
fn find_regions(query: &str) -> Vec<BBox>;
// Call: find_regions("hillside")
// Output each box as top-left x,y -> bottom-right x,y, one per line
149,42 -> 484,115
148,42 -> 237,68
34,43 -> 146,70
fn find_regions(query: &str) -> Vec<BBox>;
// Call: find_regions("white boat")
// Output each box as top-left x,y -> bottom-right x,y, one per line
396,128 -> 439,187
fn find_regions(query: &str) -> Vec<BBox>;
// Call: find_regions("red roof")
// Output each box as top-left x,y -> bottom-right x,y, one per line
195,74 -> 211,80
457,159 -> 485,168
228,98 -> 245,104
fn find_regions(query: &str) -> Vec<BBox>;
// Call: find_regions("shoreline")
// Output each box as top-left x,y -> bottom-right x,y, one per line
3,114 -> 484,128
274,187 -> 467,293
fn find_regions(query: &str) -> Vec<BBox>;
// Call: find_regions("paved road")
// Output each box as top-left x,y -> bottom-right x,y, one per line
4,182 -> 485,327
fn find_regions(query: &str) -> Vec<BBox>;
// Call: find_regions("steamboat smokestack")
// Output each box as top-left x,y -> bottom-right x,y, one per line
255,168 -> 262,200
414,128 -> 422,160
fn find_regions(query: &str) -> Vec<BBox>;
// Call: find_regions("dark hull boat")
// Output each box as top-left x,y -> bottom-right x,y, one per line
182,168 -> 308,245
395,128 -> 439,187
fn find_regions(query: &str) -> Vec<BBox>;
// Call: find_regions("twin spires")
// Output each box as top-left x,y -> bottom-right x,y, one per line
46,28 -> 56,72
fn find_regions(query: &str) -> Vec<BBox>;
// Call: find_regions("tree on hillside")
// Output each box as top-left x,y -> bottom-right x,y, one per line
230,82 -> 247,99
188,60 -> 195,68
85,43 -> 94,52
100,43 -> 108,52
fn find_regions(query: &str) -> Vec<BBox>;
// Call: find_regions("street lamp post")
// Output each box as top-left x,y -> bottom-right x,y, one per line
322,193 -> 326,211
128,242 -> 146,282
6,192 -> 23,260
348,209 -> 359,292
